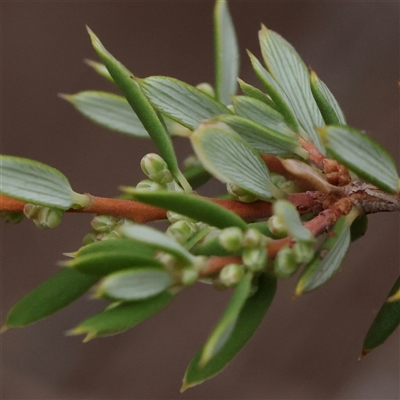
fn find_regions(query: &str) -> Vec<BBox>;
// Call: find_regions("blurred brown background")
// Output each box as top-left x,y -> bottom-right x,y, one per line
2,1 -> 399,399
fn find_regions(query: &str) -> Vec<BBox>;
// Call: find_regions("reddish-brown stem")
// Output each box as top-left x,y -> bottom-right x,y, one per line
298,137 -> 325,169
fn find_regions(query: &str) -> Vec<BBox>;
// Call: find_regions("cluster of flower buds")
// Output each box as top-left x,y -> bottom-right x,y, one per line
82,215 -> 127,245
269,200 -> 315,279
217,227 -> 268,287
23,204 -> 64,229
270,172 -> 299,194
226,182 -> 258,203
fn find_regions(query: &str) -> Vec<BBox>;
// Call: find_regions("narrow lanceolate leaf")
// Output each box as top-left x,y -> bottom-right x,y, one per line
214,0 -> 239,105
248,52 -> 299,132
127,190 -> 247,230
86,28 -> 190,192
96,267 -> 172,301
118,223 -> 195,265
362,276 -> 400,356
217,115 -> 306,158
199,273 -> 253,367
3,269 -> 99,329
0,155 -> 74,209
310,70 -> 346,125
259,26 -> 325,151
191,123 -> 283,200
66,250 -> 162,276
321,125 -> 399,194
182,273 -> 277,392
60,91 -> 150,138
68,291 -> 174,342
237,79 -> 276,109
84,59 -> 113,82
140,77 -> 231,130
232,96 -> 296,138
350,215 -> 368,242
295,216 -> 350,295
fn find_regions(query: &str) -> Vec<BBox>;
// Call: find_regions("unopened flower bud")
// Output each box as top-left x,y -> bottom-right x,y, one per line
219,227 -> 244,252
34,207 -> 63,229
196,82 -> 215,97
135,179 -> 166,192
101,230 -> 121,241
242,247 -> 267,272
227,182 -> 249,198
274,245 -> 297,279
267,215 -> 288,237
219,263 -> 245,287
292,241 -> 314,264
82,232 -> 98,246
167,220 -> 196,244
181,268 -> 199,286
23,203 -> 41,219
91,215 -> 117,233
140,153 -> 173,184
243,228 -> 264,248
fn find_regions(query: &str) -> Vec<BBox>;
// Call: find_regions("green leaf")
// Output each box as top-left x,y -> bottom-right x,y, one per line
259,26 -> 325,150
67,250 -> 162,276
182,273 -> 277,391
86,28 -> 190,192
127,190 -> 247,230
191,123 -> 283,200
60,91 -> 150,138
0,155 -> 77,210
68,291 -> 174,341
321,125 -> 400,194
84,59 -> 113,82
362,276 -> 400,355
200,273 -> 253,366
248,52 -> 299,132
217,115 -> 306,157
232,96 -> 296,138
237,79 -> 276,109
310,70 -> 346,125
295,216 -> 350,295
350,215 -> 368,242
140,76 -> 231,130
3,269 -> 99,329
96,267 -> 172,301
214,0 -> 239,105
118,223 -> 195,265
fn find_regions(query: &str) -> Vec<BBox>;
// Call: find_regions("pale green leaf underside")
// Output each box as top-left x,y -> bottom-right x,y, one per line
182,274 -> 277,391
84,59 -> 113,82
259,27 -> 325,151
214,0 -> 239,105
98,268 -> 172,301
191,124 -> 280,200
232,96 -> 296,137
0,155 -> 73,209
118,224 -> 194,265
237,79 -> 276,109
217,114 -> 302,157
141,76 -> 231,130
296,216 -> 350,294
62,91 -> 150,138
322,125 -> 399,193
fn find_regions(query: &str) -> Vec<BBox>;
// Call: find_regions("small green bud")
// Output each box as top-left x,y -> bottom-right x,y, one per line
23,203 -> 41,219
101,230 -> 121,241
219,263 -> 245,287
227,183 -> 257,203
166,211 -> 195,224
135,179 -> 166,192
91,215 -> 117,233
140,153 -> 173,184
183,154 -> 201,169
34,207 -> 64,229
292,241 -> 314,264
192,255 -> 207,272
195,82 -> 215,97
274,245 -> 297,279
82,232 -> 98,246
270,173 -> 287,187
242,247 -> 267,272
243,228 -> 264,248
218,227 -> 244,252
181,268 -> 199,286
167,220 -> 197,244
267,215 -> 288,237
